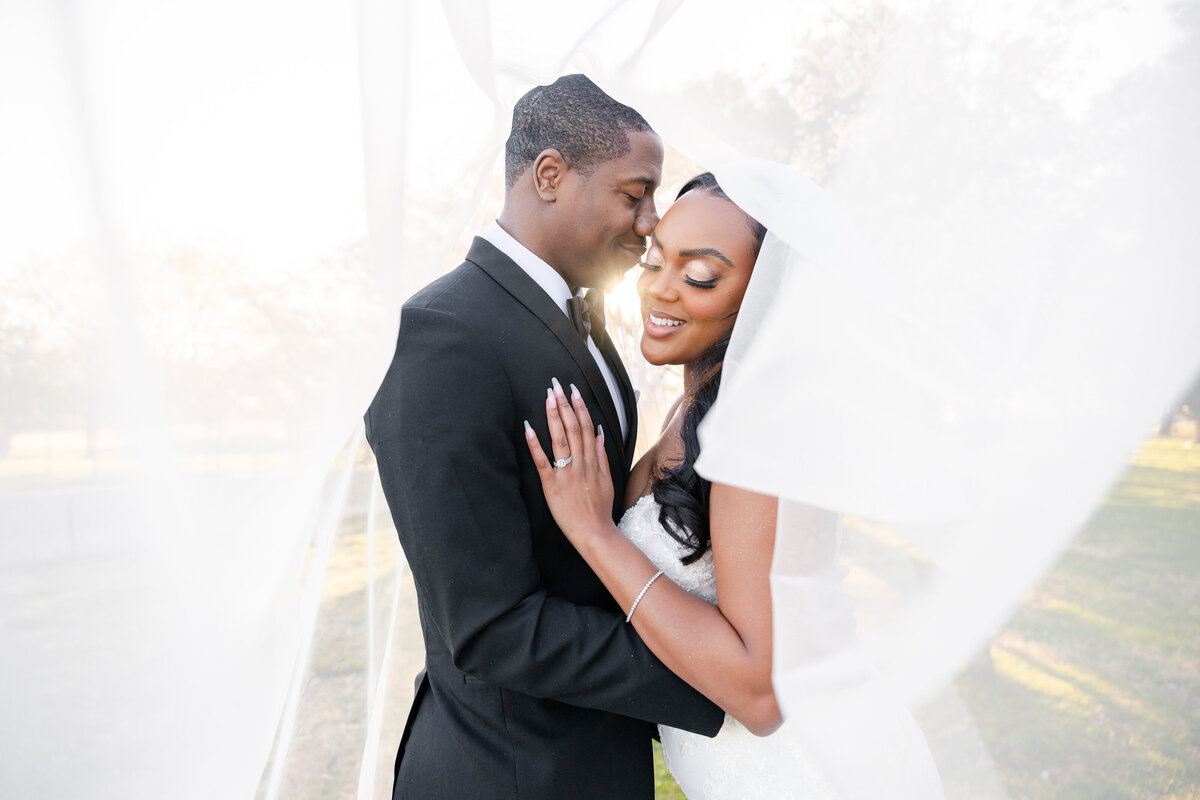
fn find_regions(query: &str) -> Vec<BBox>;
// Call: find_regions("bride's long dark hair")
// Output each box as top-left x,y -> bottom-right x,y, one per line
653,173 -> 766,564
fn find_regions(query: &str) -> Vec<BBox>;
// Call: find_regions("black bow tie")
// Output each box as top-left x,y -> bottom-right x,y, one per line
567,289 -> 606,347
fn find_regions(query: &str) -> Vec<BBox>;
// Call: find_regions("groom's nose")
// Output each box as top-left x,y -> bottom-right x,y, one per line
633,200 -> 659,238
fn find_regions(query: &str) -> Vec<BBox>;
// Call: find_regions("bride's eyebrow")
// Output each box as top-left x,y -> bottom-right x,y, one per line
679,246 -> 735,269
651,233 -> 735,269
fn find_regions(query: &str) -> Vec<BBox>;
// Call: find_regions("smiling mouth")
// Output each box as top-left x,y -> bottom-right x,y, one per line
644,310 -> 686,337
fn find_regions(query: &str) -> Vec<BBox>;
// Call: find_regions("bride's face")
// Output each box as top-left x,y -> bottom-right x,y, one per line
637,190 -> 758,367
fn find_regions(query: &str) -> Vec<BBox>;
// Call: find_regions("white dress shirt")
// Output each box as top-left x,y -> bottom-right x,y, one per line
483,220 -> 628,438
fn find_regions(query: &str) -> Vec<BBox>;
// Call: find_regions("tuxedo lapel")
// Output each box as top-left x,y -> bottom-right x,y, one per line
466,238 -> 628,468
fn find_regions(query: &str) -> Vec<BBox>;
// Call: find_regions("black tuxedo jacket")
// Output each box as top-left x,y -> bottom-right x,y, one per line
365,238 -> 724,799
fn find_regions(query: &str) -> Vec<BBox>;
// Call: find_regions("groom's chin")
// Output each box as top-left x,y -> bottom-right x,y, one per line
611,258 -> 643,285
592,268 -> 630,293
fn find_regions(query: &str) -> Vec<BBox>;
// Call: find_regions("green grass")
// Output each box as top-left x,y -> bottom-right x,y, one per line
956,436 -> 1200,800
654,740 -> 687,798
5,426 -> 1195,798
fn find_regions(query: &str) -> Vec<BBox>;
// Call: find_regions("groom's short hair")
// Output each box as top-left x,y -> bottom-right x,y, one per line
504,74 -> 652,189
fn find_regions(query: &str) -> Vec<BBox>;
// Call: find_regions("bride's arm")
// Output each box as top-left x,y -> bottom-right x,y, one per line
588,483 -> 781,737
525,383 -> 782,735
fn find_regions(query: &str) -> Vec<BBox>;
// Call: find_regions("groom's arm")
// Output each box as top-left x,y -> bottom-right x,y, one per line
367,304 -> 724,735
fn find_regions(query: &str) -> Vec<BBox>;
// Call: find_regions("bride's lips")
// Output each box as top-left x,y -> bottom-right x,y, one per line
644,308 -> 686,338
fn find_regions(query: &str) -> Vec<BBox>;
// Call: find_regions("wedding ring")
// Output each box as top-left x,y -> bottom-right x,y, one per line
553,456 -> 573,469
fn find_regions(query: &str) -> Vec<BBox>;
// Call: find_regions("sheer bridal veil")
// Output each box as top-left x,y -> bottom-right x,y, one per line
2,1 -> 1197,798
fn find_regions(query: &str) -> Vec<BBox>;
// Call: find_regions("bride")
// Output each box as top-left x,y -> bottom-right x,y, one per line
524,172 -> 943,798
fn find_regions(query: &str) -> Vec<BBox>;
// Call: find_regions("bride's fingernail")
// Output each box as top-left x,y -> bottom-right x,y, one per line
523,420 -> 533,437
551,376 -> 565,397
546,388 -> 555,405
570,383 -> 581,400
597,424 -> 603,439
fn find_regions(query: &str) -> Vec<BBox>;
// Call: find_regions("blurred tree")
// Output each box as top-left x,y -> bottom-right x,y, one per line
678,1 -> 897,183
0,249 -> 98,459
0,237 -> 378,465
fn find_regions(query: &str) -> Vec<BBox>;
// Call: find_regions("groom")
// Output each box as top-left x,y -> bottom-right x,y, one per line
366,75 -> 724,798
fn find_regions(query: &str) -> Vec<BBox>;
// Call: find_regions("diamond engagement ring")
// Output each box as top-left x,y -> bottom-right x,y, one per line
553,456 -> 573,468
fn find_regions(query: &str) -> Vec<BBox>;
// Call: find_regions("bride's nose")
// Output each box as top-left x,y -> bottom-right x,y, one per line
642,266 -> 678,302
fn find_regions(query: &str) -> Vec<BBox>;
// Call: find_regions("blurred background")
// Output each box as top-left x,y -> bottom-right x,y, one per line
1,1 -> 1196,798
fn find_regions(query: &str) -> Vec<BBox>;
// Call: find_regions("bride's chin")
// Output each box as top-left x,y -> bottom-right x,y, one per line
639,343 -> 672,367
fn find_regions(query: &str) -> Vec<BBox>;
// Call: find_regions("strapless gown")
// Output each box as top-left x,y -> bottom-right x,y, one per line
617,494 -> 840,799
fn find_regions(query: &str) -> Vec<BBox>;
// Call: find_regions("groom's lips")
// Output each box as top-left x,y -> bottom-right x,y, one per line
644,308 -> 686,338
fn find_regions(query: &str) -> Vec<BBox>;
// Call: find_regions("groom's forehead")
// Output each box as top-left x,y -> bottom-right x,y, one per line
602,161 -> 662,191
600,130 -> 663,185
589,160 -> 658,191
622,176 -> 658,191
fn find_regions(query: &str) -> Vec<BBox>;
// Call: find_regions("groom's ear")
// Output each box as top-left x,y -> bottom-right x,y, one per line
533,148 -> 566,202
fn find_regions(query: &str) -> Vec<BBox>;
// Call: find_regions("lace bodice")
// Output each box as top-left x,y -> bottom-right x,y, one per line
617,494 -> 716,604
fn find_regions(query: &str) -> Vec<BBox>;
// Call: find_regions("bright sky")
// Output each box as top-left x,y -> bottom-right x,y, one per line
0,0 -> 1180,277
0,0 -> 365,274
0,0 -> 812,274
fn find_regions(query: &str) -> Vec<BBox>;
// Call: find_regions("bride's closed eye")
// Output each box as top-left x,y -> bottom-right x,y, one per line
684,274 -> 718,289
639,259 -> 720,289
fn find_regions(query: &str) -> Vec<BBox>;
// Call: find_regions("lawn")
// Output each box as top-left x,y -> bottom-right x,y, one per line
954,434 -> 1200,800
3,426 -> 1193,798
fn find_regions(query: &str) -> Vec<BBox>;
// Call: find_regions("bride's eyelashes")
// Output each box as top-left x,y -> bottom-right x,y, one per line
638,260 -> 720,289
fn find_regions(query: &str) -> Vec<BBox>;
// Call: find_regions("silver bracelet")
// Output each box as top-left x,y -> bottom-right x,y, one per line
626,569 -> 664,623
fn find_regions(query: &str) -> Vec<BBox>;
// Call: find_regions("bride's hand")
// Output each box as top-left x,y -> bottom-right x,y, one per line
523,378 -> 615,545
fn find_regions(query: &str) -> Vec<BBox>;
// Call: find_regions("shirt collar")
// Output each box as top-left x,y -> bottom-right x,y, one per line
483,220 -> 578,315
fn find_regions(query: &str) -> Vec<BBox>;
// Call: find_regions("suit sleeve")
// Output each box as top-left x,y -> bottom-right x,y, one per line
366,305 -> 724,735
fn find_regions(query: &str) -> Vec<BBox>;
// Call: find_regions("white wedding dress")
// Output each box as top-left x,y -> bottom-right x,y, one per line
618,494 -> 841,799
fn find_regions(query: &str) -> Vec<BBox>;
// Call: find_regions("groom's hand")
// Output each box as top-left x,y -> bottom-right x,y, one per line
523,377 -> 615,545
